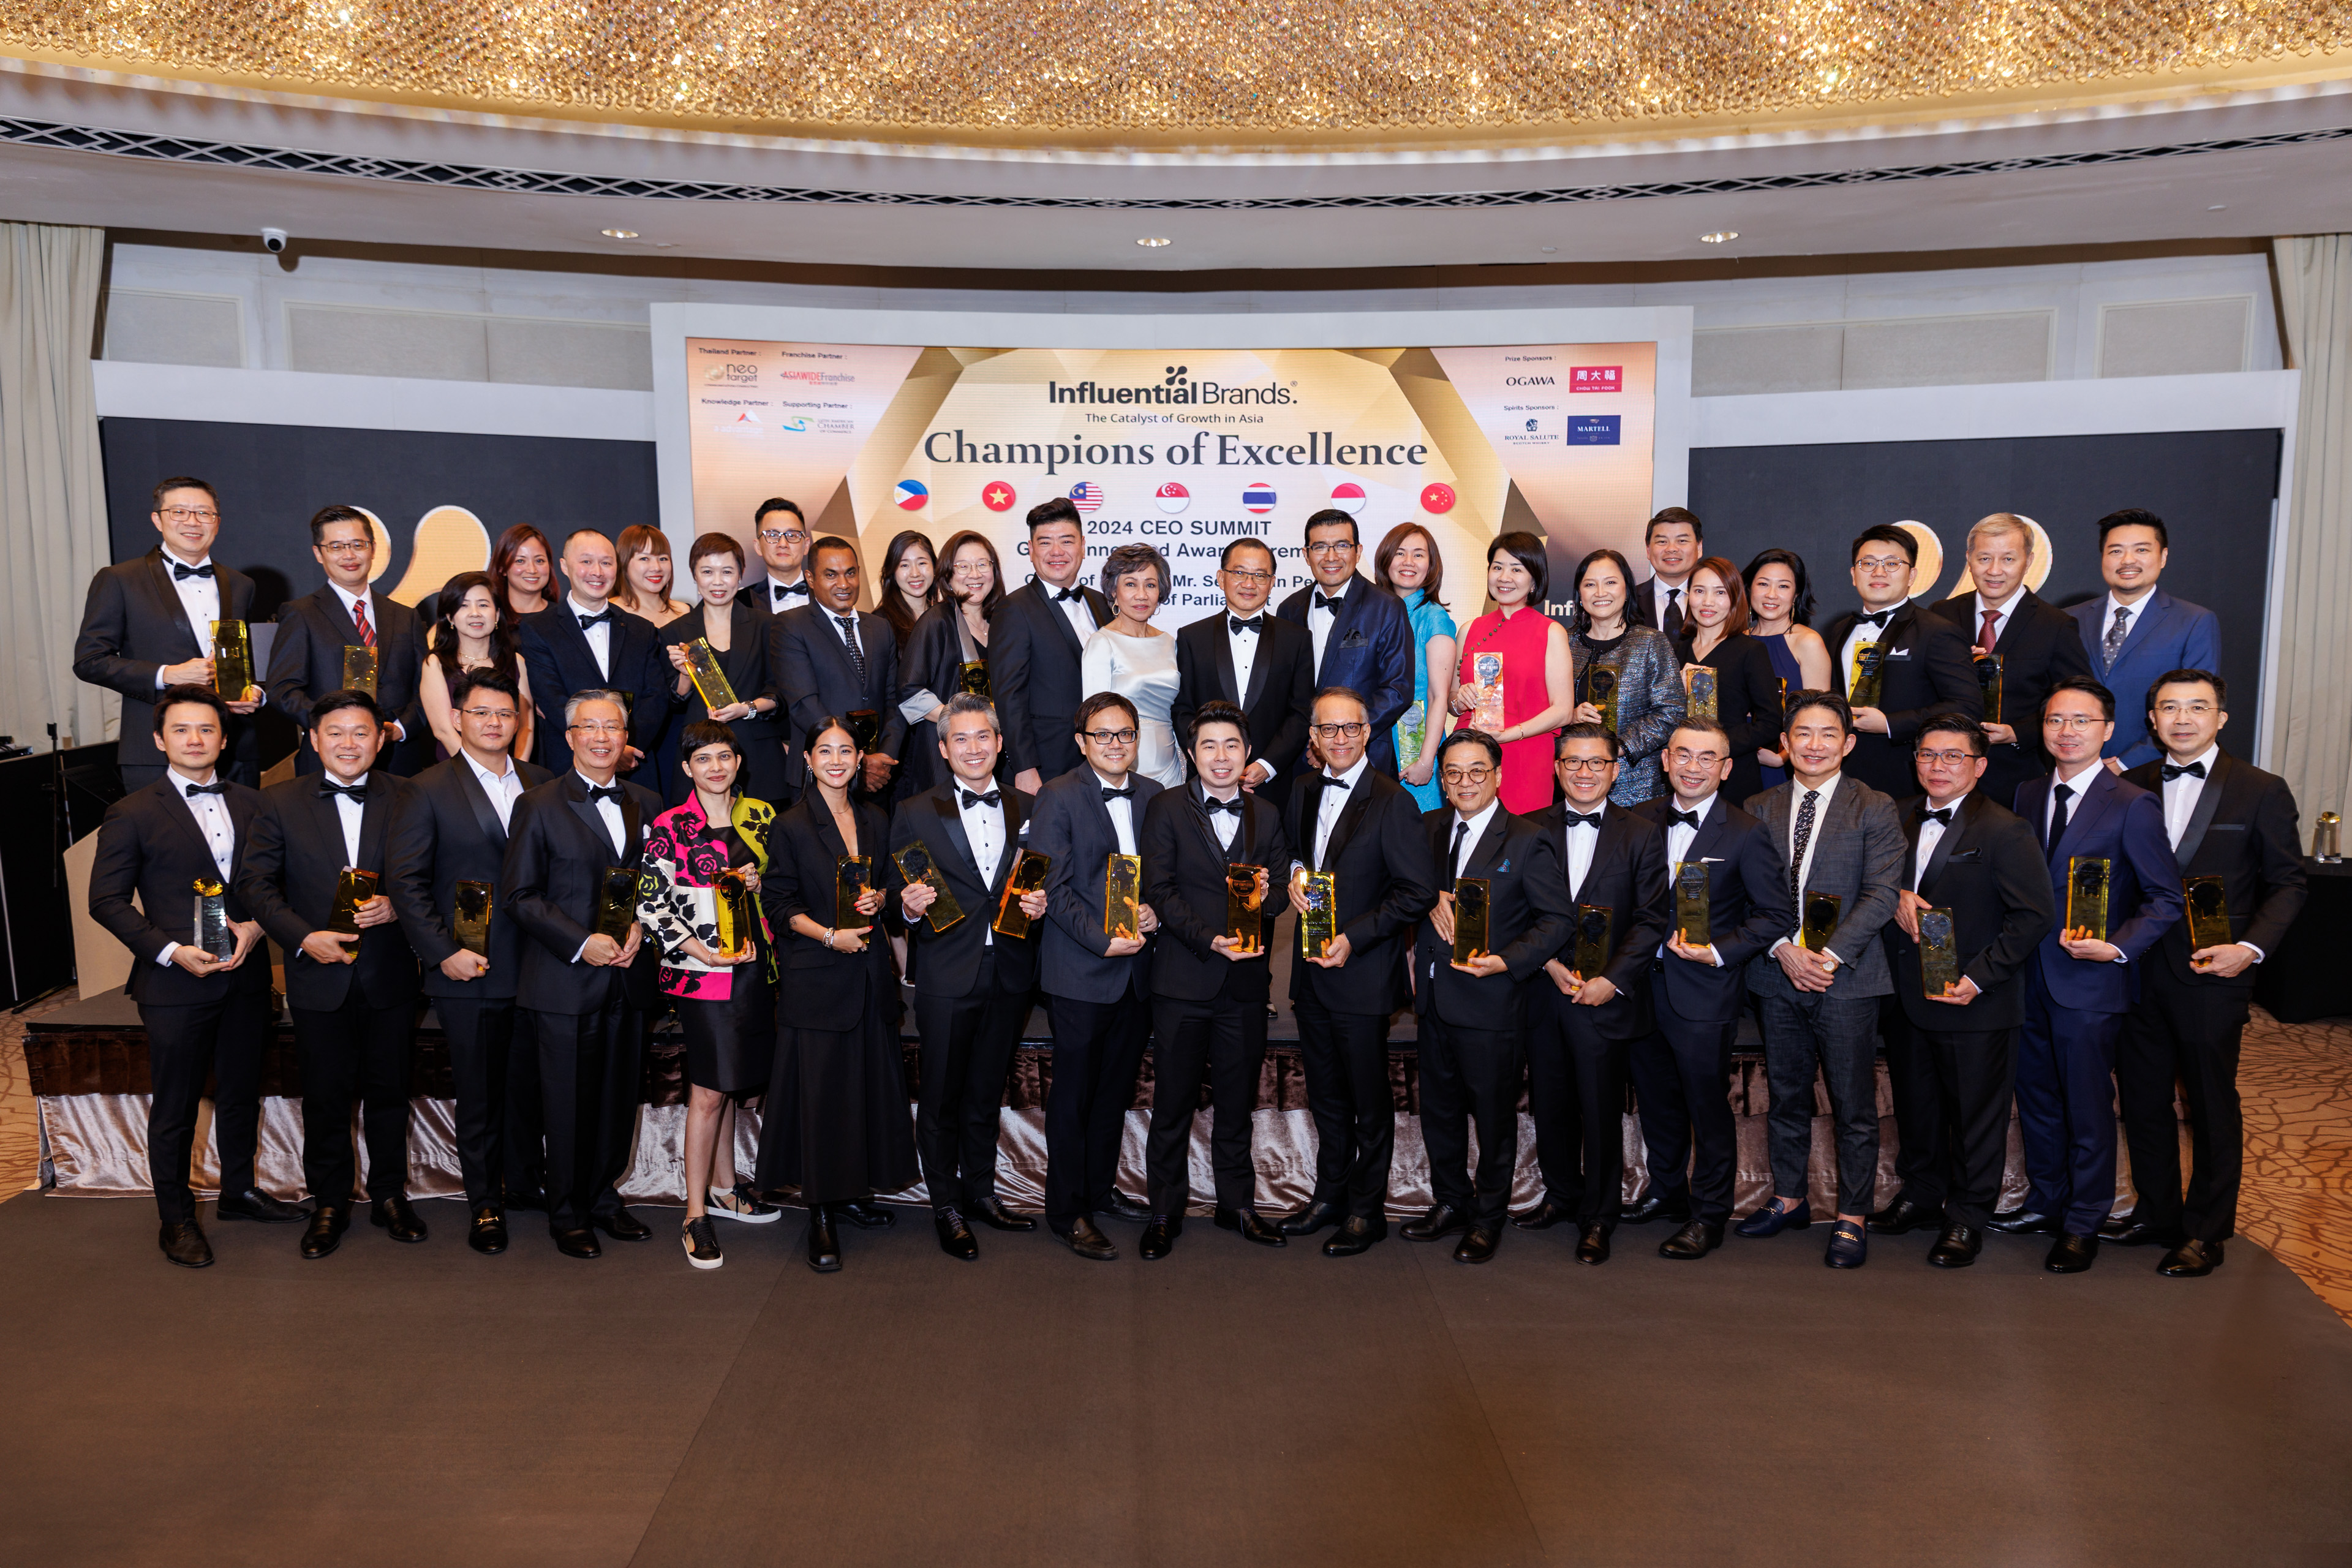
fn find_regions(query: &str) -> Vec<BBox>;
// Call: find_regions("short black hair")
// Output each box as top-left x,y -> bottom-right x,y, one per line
2043,676 -> 2117,723
1303,509 -> 1359,548
1219,537 -> 1275,571
1917,714 -> 1988,757
1437,728 -> 1502,771
449,666 -> 519,709
2146,668 -> 2226,714
308,504 -> 372,549
1076,691 -> 1139,733
1027,497 -> 1082,532
1187,699 -> 1250,750
753,497 -> 804,527
152,476 -> 217,512
1645,507 -> 1703,544
1487,531 -> 1549,607
1555,720 -> 1621,760
153,682 -> 228,736
1310,684 -> 1368,721
1668,718 -> 1735,753
1784,688 -> 1853,736
809,535 -> 858,568
1850,524 -> 1917,568
680,719 -> 743,764
2098,507 -> 2168,549
310,688 -> 383,729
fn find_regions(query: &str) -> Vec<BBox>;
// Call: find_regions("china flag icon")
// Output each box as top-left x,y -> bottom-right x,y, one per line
1420,482 -> 1457,514
981,480 -> 1017,512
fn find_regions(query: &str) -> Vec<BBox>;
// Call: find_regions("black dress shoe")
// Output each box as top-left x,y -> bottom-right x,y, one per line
1322,1214 -> 1385,1256
371,1194 -> 428,1243
1277,1198 -> 1343,1237
1866,1197 -> 1945,1236
1099,1193 -> 1154,1224
968,1197 -> 1037,1232
1658,1219 -> 1724,1260
2045,1232 -> 2100,1273
1927,1223 -> 1983,1268
1986,1207 -> 2058,1235
1215,1208 -> 1287,1247
1453,1226 -> 1500,1264
934,1208 -> 978,1261
807,1206 -> 843,1273
1618,1189 -> 1690,1227
1402,1204 -> 1468,1242
159,1220 -> 213,1268
1058,1215 -> 1118,1261
1139,1218 -> 1178,1260
835,1199 -> 897,1230
2100,1218 -> 2179,1248
300,1204 -> 349,1259
1512,1198 -> 1574,1231
505,1185 -> 549,1213
551,1226 -> 601,1260
1575,1224 -> 1612,1265
592,1207 -> 652,1242
467,1205 -> 508,1255
216,1187 -> 308,1224
2158,1238 -> 2224,1277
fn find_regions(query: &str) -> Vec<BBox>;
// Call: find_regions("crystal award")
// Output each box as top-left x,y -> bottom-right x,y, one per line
211,619 -> 254,701
1920,907 -> 1961,997
341,643 -> 379,698
1299,871 -> 1338,960
1225,864 -> 1264,954
452,880 -> 492,956
683,638 -> 738,713
1451,876 -> 1491,967
893,843 -> 964,933
2067,856 -> 2110,941
1104,853 -> 1143,942
991,850 -> 1050,939
193,877 -> 234,960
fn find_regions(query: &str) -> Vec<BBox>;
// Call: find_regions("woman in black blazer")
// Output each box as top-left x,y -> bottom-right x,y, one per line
1678,557 -> 1785,807
755,715 -> 918,1272
894,529 -> 1004,802
661,534 -> 787,808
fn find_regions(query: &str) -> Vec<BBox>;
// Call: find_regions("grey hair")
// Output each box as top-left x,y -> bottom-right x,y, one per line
1967,511 -> 2035,562
562,688 -> 630,728
1099,543 -> 1170,605
940,692 -> 1000,734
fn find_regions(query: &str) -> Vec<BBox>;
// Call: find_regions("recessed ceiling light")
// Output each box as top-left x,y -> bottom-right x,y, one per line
1540,246 -> 1558,254
1136,236 -> 1172,247
2209,203 -> 2228,211
601,228 -> 639,239
1699,230 -> 1739,244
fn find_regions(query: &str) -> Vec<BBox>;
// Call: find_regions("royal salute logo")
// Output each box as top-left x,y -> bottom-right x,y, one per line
1046,363 -> 1295,407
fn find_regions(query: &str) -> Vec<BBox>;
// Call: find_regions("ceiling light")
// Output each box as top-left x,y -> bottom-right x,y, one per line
601,227 -> 639,239
1699,230 -> 1739,244
2208,203 -> 2227,211
1136,236 -> 1172,247
1540,246 -> 1558,254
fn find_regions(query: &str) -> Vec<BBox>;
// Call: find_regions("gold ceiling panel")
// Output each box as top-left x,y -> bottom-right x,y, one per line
3,1 -> 2349,141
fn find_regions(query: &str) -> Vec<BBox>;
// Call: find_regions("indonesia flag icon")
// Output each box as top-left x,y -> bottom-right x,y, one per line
1068,481 -> 1104,513
1155,481 -> 1190,514
1328,481 -> 1366,513
1242,481 -> 1278,514
893,479 -> 929,511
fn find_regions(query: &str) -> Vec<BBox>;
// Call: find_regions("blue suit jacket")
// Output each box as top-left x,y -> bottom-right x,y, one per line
2013,766 -> 2183,1014
1273,571 -> 1412,774
1030,764 -> 1166,1004
2069,588 -> 2222,769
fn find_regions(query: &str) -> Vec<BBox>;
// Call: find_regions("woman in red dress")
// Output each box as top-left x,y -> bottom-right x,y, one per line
1448,532 -> 1580,815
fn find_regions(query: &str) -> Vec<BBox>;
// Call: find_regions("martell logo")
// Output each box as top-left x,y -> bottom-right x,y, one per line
1567,415 -> 1622,446
1570,366 -> 1623,393
1047,363 -> 1294,407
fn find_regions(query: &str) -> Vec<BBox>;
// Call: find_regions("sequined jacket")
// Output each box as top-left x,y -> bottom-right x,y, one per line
1565,621 -> 1687,806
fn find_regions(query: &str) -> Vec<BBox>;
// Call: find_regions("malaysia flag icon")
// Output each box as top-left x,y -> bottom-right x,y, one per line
1328,481 -> 1366,513
893,479 -> 929,511
1068,481 -> 1104,513
1155,481 -> 1190,514
1242,481 -> 1278,514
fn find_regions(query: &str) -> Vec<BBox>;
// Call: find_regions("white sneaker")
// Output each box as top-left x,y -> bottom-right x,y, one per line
682,1215 -> 724,1269
708,1184 -> 781,1224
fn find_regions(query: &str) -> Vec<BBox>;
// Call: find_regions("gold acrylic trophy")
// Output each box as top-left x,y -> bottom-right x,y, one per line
835,856 -> 875,932
1470,652 -> 1506,734
2067,856 -> 2111,940
958,660 -> 991,698
341,644 -> 379,698
1585,664 -> 1620,732
1686,666 -> 1719,725
1920,908 -> 1961,997
1973,652 -> 2004,728
452,880 -> 492,956
1451,876 -> 1491,967
1299,871 -> 1338,960
892,843 -> 964,933
1225,864 -> 1265,954
713,867 -> 755,956
2185,875 -> 2231,952
1104,854 -> 1143,941
845,709 -> 881,753
992,850 -> 1050,938
211,619 -> 254,701
592,864 -> 642,941
192,877 -> 235,960
330,868 -> 379,935
1849,645 -> 1883,710
1571,904 -> 1612,979
1674,861 -> 1712,946
683,639 -> 739,712
1800,890 -> 1843,951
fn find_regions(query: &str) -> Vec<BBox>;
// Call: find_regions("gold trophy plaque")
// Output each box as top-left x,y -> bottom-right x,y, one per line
1299,871 -> 1338,960
835,855 -> 875,932
1920,908 -> 1961,997
684,638 -> 739,712
452,880 -> 492,956
1571,904 -> 1613,980
1470,651 -> 1507,734
211,619 -> 254,701
1104,853 -> 1143,941
958,660 -> 991,698
1800,890 -> 1843,951
192,877 -> 235,960
591,864 -> 642,941
2185,875 -> 2231,952
1585,664 -> 1620,732
1849,644 -> 1883,710
991,849 -> 1051,938
893,843 -> 964,933
1686,666 -> 1719,725
1225,864 -> 1265,954
845,709 -> 881,753
1451,876 -> 1491,967
1973,652 -> 2003,728
330,867 -> 379,936
2067,856 -> 2111,941
713,867 -> 755,956
341,643 -> 379,698
1674,861 -> 1712,947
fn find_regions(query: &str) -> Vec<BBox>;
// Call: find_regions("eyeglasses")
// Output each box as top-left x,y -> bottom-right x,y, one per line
2154,701 -> 2218,718
757,529 -> 809,545
158,506 -> 219,524
318,541 -> 372,557
568,721 -> 626,736
1311,722 -> 1368,739
2045,714 -> 2106,732
1667,751 -> 1726,767
1223,568 -> 1274,586
1915,749 -> 1977,766
1439,766 -> 1494,786
1855,555 -> 1911,573
1083,728 -> 1139,745
458,707 -> 517,722
1304,541 -> 1357,557
1557,756 -> 1615,774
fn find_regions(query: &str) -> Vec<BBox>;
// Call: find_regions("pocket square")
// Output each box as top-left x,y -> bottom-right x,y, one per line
2207,823 -> 2246,832
1947,849 -> 1982,862
1340,631 -> 1369,648
1887,649 -> 1913,660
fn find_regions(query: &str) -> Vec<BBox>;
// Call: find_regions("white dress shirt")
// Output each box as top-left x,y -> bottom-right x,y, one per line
2161,743 -> 2220,849
1205,786 -> 1243,851
330,580 -> 375,642
571,595 -> 614,681
157,769 -> 237,965
1560,799 -> 1605,897
1770,772 -> 1844,961
1306,584 -> 1346,675
323,770 -> 368,864
2045,758 -> 2106,842
1095,769 -> 1139,858
158,553 -> 222,682
1662,793 -> 1724,965
956,779 -> 1006,945
579,770 -> 625,855
1226,611 -> 1261,703
1649,576 -> 1689,632
1049,583 -> 1099,652
764,574 -> 810,614
465,748 -> 526,832
1913,791 -> 1966,890
1969,588 -> 2023,651
1311,753 -> 1370,868
1447,798 -> 1502,883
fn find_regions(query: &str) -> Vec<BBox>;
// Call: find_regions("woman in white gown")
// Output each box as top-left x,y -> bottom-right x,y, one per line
1080,543 -> 1187,791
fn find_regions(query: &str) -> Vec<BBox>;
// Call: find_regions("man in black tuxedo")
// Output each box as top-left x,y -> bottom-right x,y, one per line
1819,525 -> 1981,800
1628,507 -> 1703,635
1508,723 -> 1673,1264
889,693 -> 1049,1260
1406,729 -> 1577,1265
517,529 -> 671,775
988,497 -> 1110,794
88,685 -> 302,1267
1623,720 -> 1794,1259
1277,686 -> 1437,1256
1172,539 -> 1314,809
1273,511 -> 1414,776
237,690 -> 423,1259
265,505 -> 429,777
1925,514 -> 2094,810
1874,715 -> 2056,1267
772,535 -> 903,796
72,476 -> 264,790
500,688 -> 663,1258
1137,699 -> 1294,1258
386,668 -> 551,1256
744,497 -> 814,617
2112,670 -> 2306,1276
1029,692 -> 1165,1260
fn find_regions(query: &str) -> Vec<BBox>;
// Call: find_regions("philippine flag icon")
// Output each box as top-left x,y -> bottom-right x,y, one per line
1068,481 -> 1104,513
1328,481 -> 1367,514
1155,481 -> 1190,514
1242,481 -> 1278,514
893,479 -> 929,511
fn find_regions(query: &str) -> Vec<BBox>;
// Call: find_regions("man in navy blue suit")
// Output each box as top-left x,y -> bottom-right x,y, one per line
1995,676 -> 2183,1273
1275,509 -> 1412,777
2069,509 -> 2221,772
517,529 -> 671,778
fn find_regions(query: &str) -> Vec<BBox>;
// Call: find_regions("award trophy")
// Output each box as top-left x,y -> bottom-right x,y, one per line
1224,864 -> 1265,954
1686,666 -> 1719,725
1298,871 -> 1338,960
892,843 -> 964,933
192,877 -> 235,961
991,850 -> 1051,938
1800,890 -> 1843,951
1674,861 -> 1712,947
835,856 -> 875,932
2066,856 -> 2110,940
1973,652 -> 2004,728
958,660 -> 991,698
452,880 -> 492,956
2185,875 -> 2232,952
1584,665 -> 1620,732
1104,853 -> 1143,941
1470,652 -> 1506,734
1570,904 -> 1612,979
1450,876 -> 1491,967
1920,908 -> 1961,997
845,709 -> 881,753
683,639 -> 738,712
1776,676 -> 1792,722
1395,701 -> 1427,770
2316,811 -> 2342,863
1849,645 -> 1883,711
330,867 -> 379,936
713,867 -> 755,957
591,864 -> 642,941
341,643 -> 379,698
211,619 -> 254,701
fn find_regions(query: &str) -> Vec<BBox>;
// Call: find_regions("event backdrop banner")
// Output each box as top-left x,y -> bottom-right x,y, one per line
682,340 -> 1657,624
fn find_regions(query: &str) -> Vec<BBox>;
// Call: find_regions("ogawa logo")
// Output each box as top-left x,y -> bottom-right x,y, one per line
1048,364 -> 1294,407
1504,375 -> 1555,386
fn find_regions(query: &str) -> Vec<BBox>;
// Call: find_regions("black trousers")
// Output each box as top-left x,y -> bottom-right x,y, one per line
1418,1012 -> 1523,1230
437,995 -> 540,1209
140,988 -> 270,1224
1883,1011 -> 2017,1229
1529,992 -> 1629,1229
911,952 -> 1027,1212
2118,967 -> 2248,1244
1043,978 -> 1151,1232
1629,982 -> 1740,1225
1293,992 -> 1395,1219
293,995 -> 416,1205
530,1001 -> 644,1232
1758,988 -> 1883,1219
1147,990 -> 1269,1217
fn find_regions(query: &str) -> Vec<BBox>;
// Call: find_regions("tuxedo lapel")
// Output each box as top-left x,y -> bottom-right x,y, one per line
452,762 -> 508,847
160,780 -> 222,869
1210,624 -> 1242,706
1035,586 -> 1087,663
317,588 -> 364,646
1918,793 -> 1975,893
2175,752 -> 2229,869
1683,800 -> 1732,869
2056,770 -> 2119,862
1321,777 -> 1377,869
1468,812 -> 1510,876
929,790 -> 984,883
145,552 -> 206,660
2113,589 -> 2171,669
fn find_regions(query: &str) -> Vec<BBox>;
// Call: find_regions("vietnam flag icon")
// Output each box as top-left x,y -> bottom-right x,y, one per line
981,480 -> 1018,513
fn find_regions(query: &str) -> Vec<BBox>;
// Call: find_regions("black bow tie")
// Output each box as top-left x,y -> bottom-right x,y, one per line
1563,810 -> 1602,829
1669,809 -> 1700,829
959,788 -> 1001,810
1204,795 -> 1244,816
1320,774 -> 1350,791
2163,760 -> 2207,782
1101,785 -> 1134,802
172,561 -> 215,581
183,780 -> 226,797
585,784 -> 624,804
1918,806 -> 1954,826
1053,586 -> 1084,603
1229,616 -> 1264,635
1313,592 -> 1346,612
317,782 -> 367,803
577,608 -> 615,628
1856,609 -> 1894,628
770,580 -> 809,600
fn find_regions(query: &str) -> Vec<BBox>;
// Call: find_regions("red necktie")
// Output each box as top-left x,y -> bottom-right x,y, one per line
1977,609 -> 1998,654
354,597 -> 375,648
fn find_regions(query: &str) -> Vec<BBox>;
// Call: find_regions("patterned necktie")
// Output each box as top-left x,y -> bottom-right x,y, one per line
2102,606 -> 2130,673
1978,609 -> 1999,654
1444,819 -> 1469,894
2048,783 -> 2074,862
1789,788 -> 1820,908
836,614 -> 867,685
353,597 -> 375,649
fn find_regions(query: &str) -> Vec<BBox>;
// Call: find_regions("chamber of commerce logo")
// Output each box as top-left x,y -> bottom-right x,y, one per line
893,479 -> 929,511
1570,366 -> 1623,393
1327,482 -> 1366,514
981,480 -> 1017,512
1242,481 -> 1278,514
1068,481 -> 1104,513
1155,481 -> 1190,514
1420,482 -> 1456,514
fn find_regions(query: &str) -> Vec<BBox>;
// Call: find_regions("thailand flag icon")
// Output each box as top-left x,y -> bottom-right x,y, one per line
1242,481 -> 1278,514
1068,481 -> 1104,513
893,479 -> 929,511
1155,481 -> 1190,514
1327,481 -> 1366,513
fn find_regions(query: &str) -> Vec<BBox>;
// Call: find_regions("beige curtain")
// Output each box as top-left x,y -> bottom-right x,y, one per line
2271,236 -> 2352,826
0,222 -> 115,750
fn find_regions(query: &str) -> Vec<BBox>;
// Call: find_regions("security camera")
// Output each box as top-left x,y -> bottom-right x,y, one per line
260,228 -> 289,254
